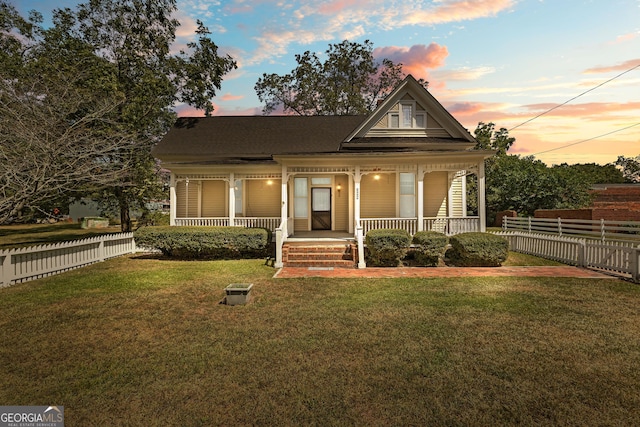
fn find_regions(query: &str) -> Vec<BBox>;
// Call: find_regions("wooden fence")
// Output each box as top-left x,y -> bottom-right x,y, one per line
496,231 -> 640,282
0,233 -> 136,287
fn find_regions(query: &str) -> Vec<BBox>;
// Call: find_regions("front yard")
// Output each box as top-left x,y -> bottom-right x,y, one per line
1,256 -> 639,425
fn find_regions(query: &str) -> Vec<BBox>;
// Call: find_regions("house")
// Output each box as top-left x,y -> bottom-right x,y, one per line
152,75 -> 495,267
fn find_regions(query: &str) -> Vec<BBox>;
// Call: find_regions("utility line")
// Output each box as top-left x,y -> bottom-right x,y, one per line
531,122 -> 640,156
508,63 -> 640,132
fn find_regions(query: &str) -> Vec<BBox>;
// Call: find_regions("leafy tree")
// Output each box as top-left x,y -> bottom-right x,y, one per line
0,0 -> 236,229
467,122 -> 594,223
255,40 -> 425,116
552,163 -> 626,186
615,155 -> 640,182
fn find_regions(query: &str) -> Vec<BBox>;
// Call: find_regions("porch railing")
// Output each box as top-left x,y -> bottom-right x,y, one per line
360,217 -> 480,236
175,217 -> 280,230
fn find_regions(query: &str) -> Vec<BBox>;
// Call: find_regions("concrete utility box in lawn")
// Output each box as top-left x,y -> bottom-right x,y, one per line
225,283 -> 254,305
80,217 -> 110,229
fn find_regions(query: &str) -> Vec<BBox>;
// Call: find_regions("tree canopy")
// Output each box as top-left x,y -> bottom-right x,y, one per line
255,40 -> 426,116
0,0 -> 236,228
467,122 -> 628,223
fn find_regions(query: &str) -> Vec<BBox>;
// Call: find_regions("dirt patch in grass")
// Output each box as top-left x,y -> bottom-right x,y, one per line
1,257 -> 639,425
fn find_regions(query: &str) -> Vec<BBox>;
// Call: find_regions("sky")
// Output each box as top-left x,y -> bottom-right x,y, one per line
14,0 -> 640,166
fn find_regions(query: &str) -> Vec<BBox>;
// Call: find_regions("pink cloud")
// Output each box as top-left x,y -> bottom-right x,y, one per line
221,93 -> 244,102
373,43 -> 449,80
317,0 -> 367,15
583,58 -> 640,74
522,102 -> 640,119
404,0 -> 515,25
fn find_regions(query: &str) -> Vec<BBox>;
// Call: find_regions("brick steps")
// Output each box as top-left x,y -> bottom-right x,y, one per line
283,243 -> 356,268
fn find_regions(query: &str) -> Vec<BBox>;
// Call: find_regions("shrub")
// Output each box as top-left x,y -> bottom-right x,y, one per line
365,229 -> 412,267
445,232 -> 509,267
411,231 -> 448,267
134,226 -> 270,259
137,211 -> 170,227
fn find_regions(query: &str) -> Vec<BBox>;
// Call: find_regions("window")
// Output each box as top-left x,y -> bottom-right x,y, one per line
387,102 -> 425,129
311,177 -> 331,185
390,114 -> 399,128
294,177 -> 308,218
399,173 -> 415,217
402,104 -> 413,127
234,180 -> 243,215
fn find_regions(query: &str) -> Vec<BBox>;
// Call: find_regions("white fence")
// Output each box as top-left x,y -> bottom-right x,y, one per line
0,233 -> 136,287
503,216 -> 640,242
496,231 -> 640,282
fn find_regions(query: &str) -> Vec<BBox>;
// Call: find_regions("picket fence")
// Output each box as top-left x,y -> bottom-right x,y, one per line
496,231 -> 640,282
0,233 -> 136,287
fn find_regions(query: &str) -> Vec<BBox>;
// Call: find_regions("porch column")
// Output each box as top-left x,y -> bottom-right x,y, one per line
169,173 -> 177,226
417,166 -> 424,232
354,166 -> 362,231
478,161 -> 486,232
281,165 -> 288,231
228,172 -> 235,226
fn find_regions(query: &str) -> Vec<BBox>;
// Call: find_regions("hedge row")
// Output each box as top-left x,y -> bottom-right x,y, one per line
365,230 -> 509,267
134,226 -> 270,259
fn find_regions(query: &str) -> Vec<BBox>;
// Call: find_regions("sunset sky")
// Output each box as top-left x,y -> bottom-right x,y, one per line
16,0 -> 640,166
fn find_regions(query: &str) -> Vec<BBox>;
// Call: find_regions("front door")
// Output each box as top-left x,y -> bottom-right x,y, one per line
311,188 -> 331,230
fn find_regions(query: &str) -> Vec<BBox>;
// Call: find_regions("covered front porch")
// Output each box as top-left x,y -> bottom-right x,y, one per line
169,158 -> 487,268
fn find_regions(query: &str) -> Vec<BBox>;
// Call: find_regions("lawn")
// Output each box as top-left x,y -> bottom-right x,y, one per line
0,222 -> 123,249
1,256 -> 639,426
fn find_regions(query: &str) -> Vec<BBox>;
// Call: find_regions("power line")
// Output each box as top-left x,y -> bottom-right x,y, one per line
531,122 -> 640,156
508,63 -> 640,132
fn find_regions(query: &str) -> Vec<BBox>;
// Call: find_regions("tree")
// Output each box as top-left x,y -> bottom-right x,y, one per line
551,163 -> 626,185
615,155 -> 640,183
0,0 -> 237,229
254,40 -> 425,116
467,122 -> 594,223
0,2 -> 135,223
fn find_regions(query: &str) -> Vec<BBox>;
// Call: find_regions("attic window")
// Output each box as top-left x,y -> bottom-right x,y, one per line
387,102 -> 426,129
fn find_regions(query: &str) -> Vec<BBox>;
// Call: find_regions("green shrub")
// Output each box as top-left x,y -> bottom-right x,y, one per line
365,229 -> 412,267
137,211 -> 170,227
410,231 -> 448,267
445,232 -> 509,267
134,226 -> 270,259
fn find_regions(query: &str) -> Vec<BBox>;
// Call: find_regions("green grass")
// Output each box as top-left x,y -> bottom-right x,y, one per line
0,222 -> 123,249
1,257 -> 639,426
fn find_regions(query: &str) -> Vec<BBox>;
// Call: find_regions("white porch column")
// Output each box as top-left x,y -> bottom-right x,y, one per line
169,173 -> 177,226
417,166 -> 424,232
478,161 -> 487,232
281,165 -> 288,231
228,172 -> 235,226
354,166 -> 362,231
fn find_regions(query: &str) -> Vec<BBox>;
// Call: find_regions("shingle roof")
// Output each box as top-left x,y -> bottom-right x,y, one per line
152,115 -> 367,161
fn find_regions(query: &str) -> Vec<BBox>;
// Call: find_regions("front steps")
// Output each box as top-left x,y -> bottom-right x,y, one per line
282,242 -> 357,268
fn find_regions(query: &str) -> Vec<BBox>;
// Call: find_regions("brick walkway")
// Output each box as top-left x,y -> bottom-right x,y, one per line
274,266 -> 617,279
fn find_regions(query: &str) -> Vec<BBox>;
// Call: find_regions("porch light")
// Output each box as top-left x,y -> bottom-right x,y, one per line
336,184 -> 342,190
373,174 -> 381,181
266,179 -> 273,185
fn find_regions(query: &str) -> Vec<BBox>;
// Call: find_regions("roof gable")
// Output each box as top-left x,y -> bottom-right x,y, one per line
344,75 -> 475,144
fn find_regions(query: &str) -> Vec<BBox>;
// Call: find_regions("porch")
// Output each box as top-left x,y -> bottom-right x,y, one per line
173,216 -> 481,237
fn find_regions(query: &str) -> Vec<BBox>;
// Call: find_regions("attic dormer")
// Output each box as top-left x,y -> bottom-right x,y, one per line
344,75 -> 475,144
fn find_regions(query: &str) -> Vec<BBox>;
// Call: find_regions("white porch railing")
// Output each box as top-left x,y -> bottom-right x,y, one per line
0,233 -> 136,287
360,218 -> 418,235
175,217 -> 281,230
359,217 -> 480,236
175,217 -> 229,227
496,231 -> 640,282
